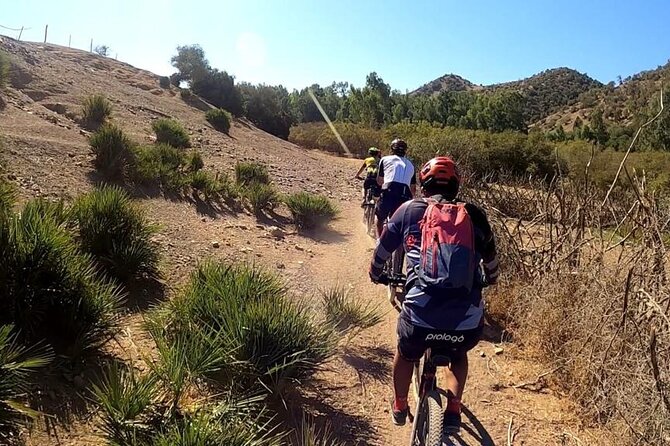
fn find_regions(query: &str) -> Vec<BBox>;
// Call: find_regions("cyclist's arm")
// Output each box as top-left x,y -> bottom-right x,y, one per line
369,205 -> 405,281
466,203 -> 499,284
354,163 -> 366,180
409,173 -> 416,197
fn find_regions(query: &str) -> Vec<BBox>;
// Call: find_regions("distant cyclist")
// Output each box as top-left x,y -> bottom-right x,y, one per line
375,138 -> 415,237
369,156 -> 499,433
354,147 -> 382,207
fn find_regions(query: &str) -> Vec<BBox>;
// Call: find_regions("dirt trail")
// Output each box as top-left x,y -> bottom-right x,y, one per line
0,38 -> 613,445
301,199 -> 611,446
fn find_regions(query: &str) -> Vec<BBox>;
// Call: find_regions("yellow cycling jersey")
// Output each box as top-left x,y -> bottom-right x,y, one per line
364,157 -> 379,176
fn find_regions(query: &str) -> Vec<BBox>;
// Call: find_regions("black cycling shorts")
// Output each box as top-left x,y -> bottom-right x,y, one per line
363,177 -> 380,197
396,316 -> 482,363
375,183 -> 411,221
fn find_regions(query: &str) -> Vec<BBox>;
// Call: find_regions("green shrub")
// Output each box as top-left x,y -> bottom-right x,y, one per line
0,51 -> 9,89
0,177 -> 14,216
151,404 -> 282,446
186,151 -> 204,171
294,417 -> 344,446
159,76 -> 170,89
0,199 -> 123,357
206,108 -> 231,133
71,186 -> 160,283
93,357 -> 282,446
180,89 -> 192,100
235,162 -> 270,186
82,94 -> 112,127
321,286 -> 382,333
244,183 -> 279,215
284,192 -> 338,230
148,325 -> 231,415
91,362 -> 158,445
132,144 -> 188,193
152,118 -> 191,149
89,124 -> 135,179
215,173 -> 240,203
189,170 -> 219,197
0,325 -> 52,438
156,261 -> 337,393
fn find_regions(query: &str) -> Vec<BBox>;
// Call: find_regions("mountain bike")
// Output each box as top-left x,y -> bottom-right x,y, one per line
362,185 -> 377,237
378,274 -> 453,446
380,209 -> 406,307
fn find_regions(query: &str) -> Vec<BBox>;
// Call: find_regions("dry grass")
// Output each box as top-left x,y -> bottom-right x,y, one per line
470,170 -> 670,445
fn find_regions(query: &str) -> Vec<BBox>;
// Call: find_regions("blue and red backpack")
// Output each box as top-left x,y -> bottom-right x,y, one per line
416,199 -> 479,295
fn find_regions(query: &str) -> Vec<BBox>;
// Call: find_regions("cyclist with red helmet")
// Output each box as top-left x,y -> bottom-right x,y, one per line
369,156 -> 499,433
375,138 -> 416,237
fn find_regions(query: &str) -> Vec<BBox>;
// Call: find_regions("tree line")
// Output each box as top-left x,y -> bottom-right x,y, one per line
170,45 -> 525,137
170,45 -> 670,153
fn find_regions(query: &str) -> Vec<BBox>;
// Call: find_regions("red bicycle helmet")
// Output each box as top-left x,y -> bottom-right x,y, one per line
419,156 -> 460,188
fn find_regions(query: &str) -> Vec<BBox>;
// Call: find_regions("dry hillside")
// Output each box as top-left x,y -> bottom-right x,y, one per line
0,36 -> 615,446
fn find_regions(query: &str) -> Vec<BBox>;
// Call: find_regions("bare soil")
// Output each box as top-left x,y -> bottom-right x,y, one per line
1,37 -> 613,445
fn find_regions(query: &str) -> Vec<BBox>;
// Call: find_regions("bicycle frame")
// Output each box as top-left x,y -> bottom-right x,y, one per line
389,282 -> 452,446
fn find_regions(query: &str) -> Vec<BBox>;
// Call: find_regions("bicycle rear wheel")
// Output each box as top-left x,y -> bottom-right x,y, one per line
364,205 -> 375,236
410,391 -> 445,446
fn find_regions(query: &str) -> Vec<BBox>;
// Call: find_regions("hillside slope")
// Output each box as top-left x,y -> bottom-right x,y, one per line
413,67 -> 602,125
410,73 -> 482,95
0,37 -> 614,446
536,61 -> 670,131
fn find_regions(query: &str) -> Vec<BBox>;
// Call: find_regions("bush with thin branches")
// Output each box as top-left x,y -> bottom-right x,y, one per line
473,172 -> 670,445
159,76 -> 170,89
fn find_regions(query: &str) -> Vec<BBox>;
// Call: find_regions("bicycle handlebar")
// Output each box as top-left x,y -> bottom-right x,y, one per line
375,273 -> 406,286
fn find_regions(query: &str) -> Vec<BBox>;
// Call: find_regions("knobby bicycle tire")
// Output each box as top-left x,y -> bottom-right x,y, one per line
364,205 -> 375,236
422,391 -> 445,446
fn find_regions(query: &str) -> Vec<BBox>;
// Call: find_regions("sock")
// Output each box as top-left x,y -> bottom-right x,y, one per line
393,396 -> 408,411
446,397 -> 461,414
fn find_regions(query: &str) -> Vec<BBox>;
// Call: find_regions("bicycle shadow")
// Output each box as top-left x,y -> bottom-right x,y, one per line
342,344 -> 392,382
444,405 -> 496,446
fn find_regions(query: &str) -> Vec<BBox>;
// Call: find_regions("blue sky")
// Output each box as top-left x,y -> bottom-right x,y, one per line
2,0 -> 669,91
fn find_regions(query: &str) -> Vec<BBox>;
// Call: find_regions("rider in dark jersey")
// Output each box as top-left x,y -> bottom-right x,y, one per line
369,156 -> 499,433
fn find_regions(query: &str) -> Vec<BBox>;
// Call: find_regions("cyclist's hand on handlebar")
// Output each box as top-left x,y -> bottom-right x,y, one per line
370,272 -> 389,285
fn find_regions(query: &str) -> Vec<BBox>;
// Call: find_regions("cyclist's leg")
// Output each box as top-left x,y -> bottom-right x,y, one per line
431,326 -> 482,404
394,316 -> 426,409
375,191 -> 390,237
376,190 -> 401,238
